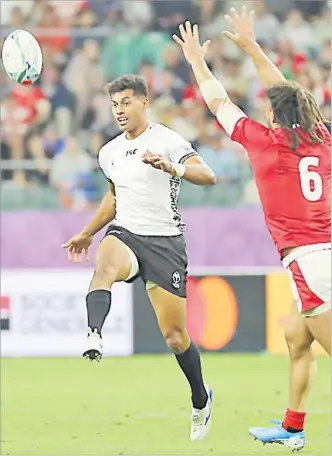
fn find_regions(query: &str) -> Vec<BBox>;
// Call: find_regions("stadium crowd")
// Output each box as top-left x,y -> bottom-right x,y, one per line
0,0 -> 331,210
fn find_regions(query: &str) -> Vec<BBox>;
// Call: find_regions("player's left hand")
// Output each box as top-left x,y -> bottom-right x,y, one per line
173,21 -> 211,65
222,6 -> 256,50
142,152 -> 172,174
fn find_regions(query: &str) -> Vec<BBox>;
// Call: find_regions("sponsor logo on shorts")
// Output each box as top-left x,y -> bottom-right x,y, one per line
171,271 -> 181,289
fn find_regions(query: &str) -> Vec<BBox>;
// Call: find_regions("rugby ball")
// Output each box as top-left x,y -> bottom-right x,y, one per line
1,29 -> 43,85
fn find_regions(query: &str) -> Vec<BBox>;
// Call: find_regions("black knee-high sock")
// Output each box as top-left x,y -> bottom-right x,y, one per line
86,290 -> 111,336
175,340 -> 208,409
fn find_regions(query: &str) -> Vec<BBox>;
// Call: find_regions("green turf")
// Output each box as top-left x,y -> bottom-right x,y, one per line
1,354 -> 330,455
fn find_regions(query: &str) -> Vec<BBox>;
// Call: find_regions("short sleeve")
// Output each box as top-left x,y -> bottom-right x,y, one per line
98,147 -> 112,182
231,117 -> 277,156
166,128 -> 199,164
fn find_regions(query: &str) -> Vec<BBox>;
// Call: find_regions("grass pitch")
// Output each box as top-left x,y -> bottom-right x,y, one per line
1,354 -> 330,455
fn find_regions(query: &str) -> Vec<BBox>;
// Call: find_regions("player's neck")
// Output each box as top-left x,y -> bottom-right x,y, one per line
126,121 -> 149,140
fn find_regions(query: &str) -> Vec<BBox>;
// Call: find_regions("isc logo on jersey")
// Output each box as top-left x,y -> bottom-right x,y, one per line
1,29 -> 43,85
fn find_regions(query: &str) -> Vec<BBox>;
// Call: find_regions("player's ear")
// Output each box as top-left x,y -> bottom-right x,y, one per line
143,97 -> 149,108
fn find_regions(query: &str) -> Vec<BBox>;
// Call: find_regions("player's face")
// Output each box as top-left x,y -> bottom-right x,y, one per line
111,90 -> 148,132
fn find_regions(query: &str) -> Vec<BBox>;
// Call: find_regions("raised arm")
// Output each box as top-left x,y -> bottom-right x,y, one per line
173,21 -> 247,137
173,22 -> 226,116
222,6 -> 285,88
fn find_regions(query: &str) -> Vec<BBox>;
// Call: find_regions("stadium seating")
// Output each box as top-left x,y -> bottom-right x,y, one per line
1,0 -> 330,211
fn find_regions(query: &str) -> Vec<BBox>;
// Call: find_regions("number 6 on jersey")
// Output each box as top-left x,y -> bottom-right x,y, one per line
299,156 -> 323,202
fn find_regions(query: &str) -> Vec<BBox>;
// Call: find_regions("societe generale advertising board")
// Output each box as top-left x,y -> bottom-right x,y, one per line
1,269 -> 133,357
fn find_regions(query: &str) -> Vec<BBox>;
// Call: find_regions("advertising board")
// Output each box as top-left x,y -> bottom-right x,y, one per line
1,269 -> 133,357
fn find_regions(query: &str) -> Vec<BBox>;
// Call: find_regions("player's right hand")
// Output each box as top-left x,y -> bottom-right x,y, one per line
61,233 -> 93,263
222,6 -> 256,50
173,21 -> 211,65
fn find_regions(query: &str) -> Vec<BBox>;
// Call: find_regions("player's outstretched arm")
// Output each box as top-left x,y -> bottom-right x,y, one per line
173,21 -> 248,137
173,21 -> 226,116
223,6 -> 285,88
61,183 -> 116,263
142,152 -> 216,186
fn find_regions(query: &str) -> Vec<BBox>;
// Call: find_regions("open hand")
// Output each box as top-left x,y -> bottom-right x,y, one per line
173,21 -> 211,65
142,152 -> 172,174
61,232 -> 93,263
222,6 -> 256,50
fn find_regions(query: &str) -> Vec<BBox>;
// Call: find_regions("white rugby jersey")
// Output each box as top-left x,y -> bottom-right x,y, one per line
98,122 -> 198,236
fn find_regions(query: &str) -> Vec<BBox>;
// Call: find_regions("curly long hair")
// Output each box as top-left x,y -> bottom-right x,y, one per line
266,81 -> 330,150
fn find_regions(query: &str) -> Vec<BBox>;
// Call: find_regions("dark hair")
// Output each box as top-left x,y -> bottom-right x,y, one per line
267,81 -> 329,150
107,75 -> 148,98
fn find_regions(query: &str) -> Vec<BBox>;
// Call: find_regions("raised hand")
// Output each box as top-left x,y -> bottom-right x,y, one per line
222,5 -> 256,50
61,232 -> 93,263
172,21 -> 211,65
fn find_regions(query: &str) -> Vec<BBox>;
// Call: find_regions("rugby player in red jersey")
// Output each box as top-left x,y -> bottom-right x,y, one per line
174,6 -> 330,452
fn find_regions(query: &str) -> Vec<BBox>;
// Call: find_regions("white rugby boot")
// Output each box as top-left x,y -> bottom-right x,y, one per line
82,327 -> 103,361
190,384 -> 213,441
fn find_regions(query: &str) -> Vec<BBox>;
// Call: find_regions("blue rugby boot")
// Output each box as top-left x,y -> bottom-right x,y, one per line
249,420 -> 305,452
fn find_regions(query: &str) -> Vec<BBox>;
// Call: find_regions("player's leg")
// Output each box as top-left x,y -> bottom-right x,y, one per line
285,303 -> 316,420
303,309 -> 331,355
84,234 -> 134,360
290,248 -> 331,355
250,248 -> 331,449
249,302 -> 313,451
147,284 -> 212,441
147,285 -> 207,407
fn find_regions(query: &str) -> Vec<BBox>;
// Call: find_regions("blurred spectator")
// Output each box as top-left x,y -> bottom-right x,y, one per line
170,100 -> 208,147
8,6 -> 26,29
199,131 -> 239,183
155,70 -> 184,104
50,0 -> 87,23
26,0 -> 50,26
252,0 -> 280,47
50,136 -> 95,210
163,43 -> 190,84
216,56 -> 250,111
28,125 -> 65,161
318,39 -> 332,67
183,71 -> 205,105
153,0 -> 199,35
81,90 -> 117,137
35,4 -> 70,54
40,65 -> 75,136
1,0 -> 331,210
311,5 -> 331,52
275,39 -> 307,79
0,1 -> 33,25
280,9 -> 312,54
122,1 -> 154,33
139,59 -> 161,99
10,84 -> 50,136
63,39 -> 105,126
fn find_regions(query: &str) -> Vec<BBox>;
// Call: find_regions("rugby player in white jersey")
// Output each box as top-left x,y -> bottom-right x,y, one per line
62,75 -> 216,441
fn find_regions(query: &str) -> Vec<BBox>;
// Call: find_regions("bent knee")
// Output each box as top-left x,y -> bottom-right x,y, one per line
163,327 -> 189,353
